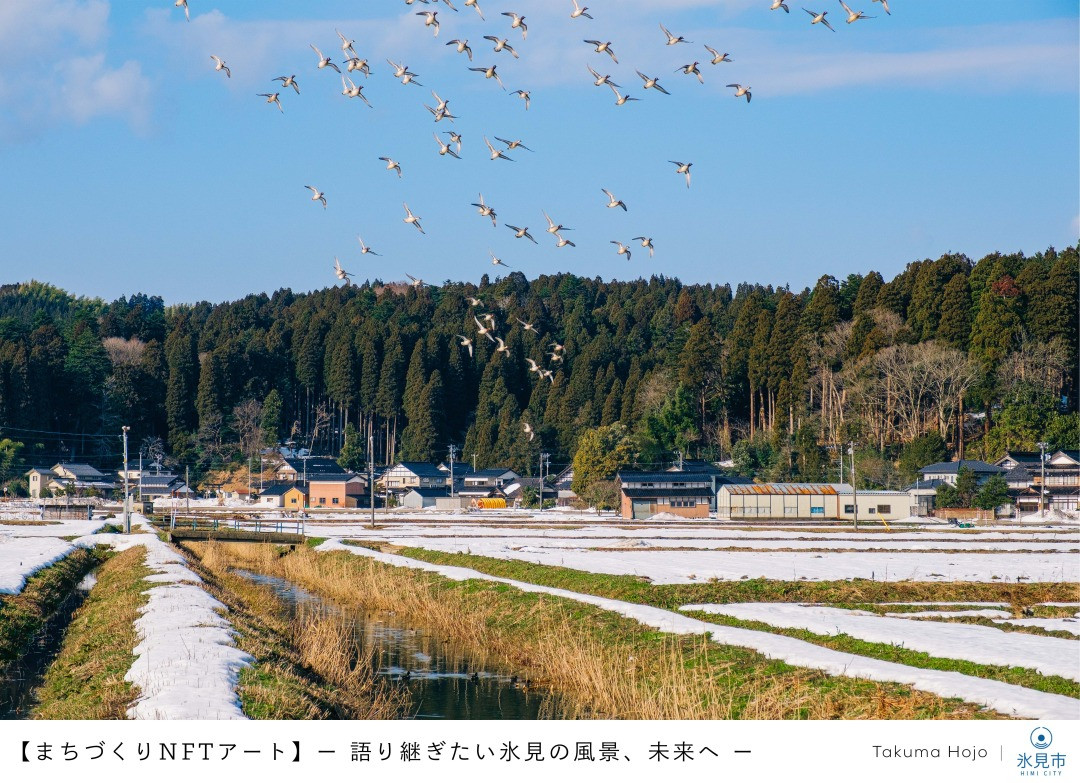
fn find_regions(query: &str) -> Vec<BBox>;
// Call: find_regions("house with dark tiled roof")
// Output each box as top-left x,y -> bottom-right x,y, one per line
617,470 -> 714,520
918,460 -> 1005,486
380,462 -> 450,496
276,456 -> 347,483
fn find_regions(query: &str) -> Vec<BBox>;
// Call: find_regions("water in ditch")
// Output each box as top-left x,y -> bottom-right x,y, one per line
234,569 -> 555,719
0,573 -> 96,719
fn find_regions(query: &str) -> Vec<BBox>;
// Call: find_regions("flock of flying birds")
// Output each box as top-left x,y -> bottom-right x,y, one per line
180,0 -> 894,442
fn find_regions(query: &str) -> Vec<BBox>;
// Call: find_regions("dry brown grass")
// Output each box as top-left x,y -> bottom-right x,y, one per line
187,541 -> 407,720
201,542 -> 994,720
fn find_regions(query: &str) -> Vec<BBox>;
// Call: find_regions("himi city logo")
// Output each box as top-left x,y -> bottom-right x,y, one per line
1018,726 -> 1067,777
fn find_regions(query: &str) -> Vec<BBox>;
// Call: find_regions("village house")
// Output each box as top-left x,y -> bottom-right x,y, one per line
402,487 -> 451,509
26,463 -> 116,498
618,470 -> 713,520
918,460 -> 1005,486
380,462 -> 450,496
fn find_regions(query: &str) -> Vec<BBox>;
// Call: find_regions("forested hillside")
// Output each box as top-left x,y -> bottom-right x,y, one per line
0,245 -> 1076,491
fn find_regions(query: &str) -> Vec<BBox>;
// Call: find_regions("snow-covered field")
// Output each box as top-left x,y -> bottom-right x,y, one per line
0,536 -> 76,594
679,603 -> 1079,679
303,521 -> 1080,584
0,515 -> 250,720
317,541 -> 1080,720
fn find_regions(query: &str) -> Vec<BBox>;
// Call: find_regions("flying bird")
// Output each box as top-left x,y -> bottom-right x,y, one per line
669,160 -> 692,188
525,357 -> 540,373
334,257 -> 352,285
175,0 -> 189,22
496,136 -> 531,152
611,240 -> 632,261
379,157 -> 403,178
803,8 -> 836,31
311,44 -> 341,72
433,132 -> 461,158
483,136 -> 513,161
210,56 -> 230,78
512,89 -> 531,110
585,40 -> 618,63
501,11 -> 527,39
484,35 -> 520,58
469,64 -> 505,89
506,224 -> 537,243
677,62 -> 703,84
637,71 -> 671,95
388,59 -> 422,85
704,45 -> 732,65
344,57 -> 371,75
466,296 -> 482,306
489,250 -> 511,268
523,421 -> 534,441
405,273 -> 428,287
456,335 -> 474,357
403,202 -> 424,233
872,0 -> 890,14
550,341 -> 565,353
305,185 -> 326,208
465,0 -> 485,19
540,369 -> 555,384
543,210 -> 572,234
448,131 -> 463,152
632,236 -> 655,258
492,336 -> 510,356
357,235 -> 381,256
587,64 -> 619,88
258,92 -> 283,113
517,318 -> 538,334
447,39 -> 473,60
659,23 -> 691,45
609,85 -> 639,106
473,315 -> 493,337
770,0 -> 790,11
602,188 -> 627,211
839,1 -> 874,22
570,0 -> 592,20
726,83 -> 751,102
274,74 -> 300,93
336,29 -> 357,58
341,75 -> 372,106
416,10 -> 440,36
472,193 -> 498,226
553,233 -> 576,248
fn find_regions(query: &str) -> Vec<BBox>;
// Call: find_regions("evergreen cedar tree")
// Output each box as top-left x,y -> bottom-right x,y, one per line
0,246 -> 1075,490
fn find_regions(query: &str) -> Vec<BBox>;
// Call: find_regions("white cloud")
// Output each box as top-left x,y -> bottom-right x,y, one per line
0,0 -> 151,139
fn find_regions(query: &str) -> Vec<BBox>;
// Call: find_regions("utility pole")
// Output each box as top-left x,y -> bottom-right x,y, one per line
1037,441 -> 1049,515
185,466 -> 190,520
369,432 -> 376,530
448,444 -> 458,499
121,426 -> 130,534
247,455 -> 252,503
539,451 -> 550,512
138,451 -> 143,501
259,455 -> 265,492
849,441 -> 858,531
472,452 -> 478,472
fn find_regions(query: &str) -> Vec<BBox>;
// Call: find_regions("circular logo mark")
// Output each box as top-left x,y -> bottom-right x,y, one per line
1030,727 -> 1053,750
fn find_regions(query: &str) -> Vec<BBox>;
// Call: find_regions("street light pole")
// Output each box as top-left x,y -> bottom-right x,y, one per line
1037,441 -> 1049,516
368,432 -> 376,530
448,444 -> 458,499
122,426 -> 130,534
849,441 -> 858,532
539,451 -> 550,512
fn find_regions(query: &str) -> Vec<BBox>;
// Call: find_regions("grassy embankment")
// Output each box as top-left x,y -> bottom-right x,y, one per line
0,546 -> 107,668
201,541 -> 1007,719
392,547 -> 1079,699
32,546 -> 150,718
186,541 -> 408,720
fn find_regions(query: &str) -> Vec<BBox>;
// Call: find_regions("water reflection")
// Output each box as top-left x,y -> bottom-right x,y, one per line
235,569 -> 557,720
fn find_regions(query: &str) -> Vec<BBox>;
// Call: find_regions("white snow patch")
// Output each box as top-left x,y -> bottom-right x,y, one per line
994,617 -> 1080,636
885,609 -> 1014,619
75,515 -> 252,720
0,518 -> 105,538
681,603 -> 1078,681
316,540 -> 1080,720
0,535 -> 76,594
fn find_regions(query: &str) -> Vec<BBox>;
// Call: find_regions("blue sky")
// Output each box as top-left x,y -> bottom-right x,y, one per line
0,0 -> 1076,304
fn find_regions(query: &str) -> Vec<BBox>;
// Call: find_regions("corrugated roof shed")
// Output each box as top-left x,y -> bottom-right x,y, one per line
723,483 -> 853,495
